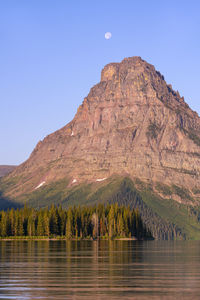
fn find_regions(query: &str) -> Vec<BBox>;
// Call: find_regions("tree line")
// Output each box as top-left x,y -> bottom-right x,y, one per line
0,204 -> 152,239
106,179 -> 186,240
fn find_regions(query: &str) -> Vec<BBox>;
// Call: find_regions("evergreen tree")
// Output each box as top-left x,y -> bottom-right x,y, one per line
66,208 -> 73,239
92,212 -> 98,239
43,209 -> 50,236
0,204 -> 151,239
58,205 -> 65,236
49,205 -> 58,235
9,208 -> 15,236
27,214 -> 36,236
117,212 -> 124,237
73,207 -> 78,238
19,215 -> 24,236
13,209 -> 19,236
0,211 -> 7,237
108,205 -> 115,238
37,211 -> 44,236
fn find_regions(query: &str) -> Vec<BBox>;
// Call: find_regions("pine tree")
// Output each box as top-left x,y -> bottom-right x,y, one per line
92,212 -> 98,239
117,212 -> 124,237
108,205 -> 115,239
0,204 -> 149,239
37,211 -> 45,236
18,211 -> 24,236
66,208 -> 73,239
43,209 -> 49,236
22,204 -> 29,236
13,209 -> 19,236
122,208 -> 129,237
9,208 -> 15,236
58,205 -> 65,236
73,208 -> 78,238
27,214 -> 36,236
0,211 -> 7,237
49,205 -> 58,235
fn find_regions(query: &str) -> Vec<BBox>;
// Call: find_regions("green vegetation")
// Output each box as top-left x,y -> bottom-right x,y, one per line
181,127 -> 200,146
187,131 -> 200,146
156,182 -> 193,201
0,204 -> 151,240
0,176 -> 21,193
146,121 -> 161,139
156,183 -> 172,196
1,176 -> 200,240
19,178 -> 71,208
193,188 -> 200,195
172,185 -> 193,200
139,185 -> 200,240
102,178 -> 187,240
18,176 -> 131,208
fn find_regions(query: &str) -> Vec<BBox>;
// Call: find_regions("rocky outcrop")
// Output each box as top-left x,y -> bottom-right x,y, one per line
4,57 -> 200,203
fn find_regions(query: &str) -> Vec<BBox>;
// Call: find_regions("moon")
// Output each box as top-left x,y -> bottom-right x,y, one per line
105,32 -> 112,40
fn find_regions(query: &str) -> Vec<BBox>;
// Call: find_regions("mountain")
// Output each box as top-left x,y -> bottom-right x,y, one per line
1,56 -> 200,239
0,165 -> 16,177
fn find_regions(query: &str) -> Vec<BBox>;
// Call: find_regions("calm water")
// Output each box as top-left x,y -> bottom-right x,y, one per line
0,240 -> 200,299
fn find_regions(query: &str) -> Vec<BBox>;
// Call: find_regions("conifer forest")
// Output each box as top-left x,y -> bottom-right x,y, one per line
0,204 -> 152,239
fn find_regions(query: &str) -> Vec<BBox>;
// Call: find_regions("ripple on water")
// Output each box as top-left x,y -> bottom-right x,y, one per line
0,240 -> 200,299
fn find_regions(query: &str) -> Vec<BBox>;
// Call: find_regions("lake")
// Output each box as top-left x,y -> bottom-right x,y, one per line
0,240 -> 200,299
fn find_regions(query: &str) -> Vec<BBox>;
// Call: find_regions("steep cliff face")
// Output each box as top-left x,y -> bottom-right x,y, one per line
3,56 -> 200,203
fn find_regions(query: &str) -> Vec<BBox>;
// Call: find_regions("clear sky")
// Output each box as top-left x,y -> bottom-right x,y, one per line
1,0 -> 200,165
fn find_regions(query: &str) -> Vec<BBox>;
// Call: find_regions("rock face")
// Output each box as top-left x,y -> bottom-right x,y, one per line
0,165 -> 16,177
5,57 -> 200,201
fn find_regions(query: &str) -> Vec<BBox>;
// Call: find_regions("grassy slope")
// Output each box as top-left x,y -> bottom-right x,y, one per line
1,175 -> 200,239
18,176 -> 125,208
140,189 -> 200,240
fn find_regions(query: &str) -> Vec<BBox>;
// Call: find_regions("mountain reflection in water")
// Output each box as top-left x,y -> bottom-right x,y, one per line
0,240 -> 200,299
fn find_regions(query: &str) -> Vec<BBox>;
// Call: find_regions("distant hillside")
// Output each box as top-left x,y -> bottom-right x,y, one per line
0,165 -> 16,177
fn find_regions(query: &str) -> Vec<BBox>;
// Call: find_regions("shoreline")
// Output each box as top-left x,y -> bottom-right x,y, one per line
0,236 -> 141,241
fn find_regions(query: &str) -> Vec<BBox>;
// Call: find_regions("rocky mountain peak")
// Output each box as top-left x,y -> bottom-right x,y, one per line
101,56 -> 145,80
4,56 -> 200,203
79,56 -> 188,118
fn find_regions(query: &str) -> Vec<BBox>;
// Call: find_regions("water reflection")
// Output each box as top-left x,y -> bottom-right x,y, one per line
0,240 -> 200,299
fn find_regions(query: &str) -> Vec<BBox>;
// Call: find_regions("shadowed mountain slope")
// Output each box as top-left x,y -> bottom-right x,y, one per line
0,166 -> 16,177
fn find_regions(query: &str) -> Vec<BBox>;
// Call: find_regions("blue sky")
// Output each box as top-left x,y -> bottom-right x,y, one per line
1,0 -> 200,165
